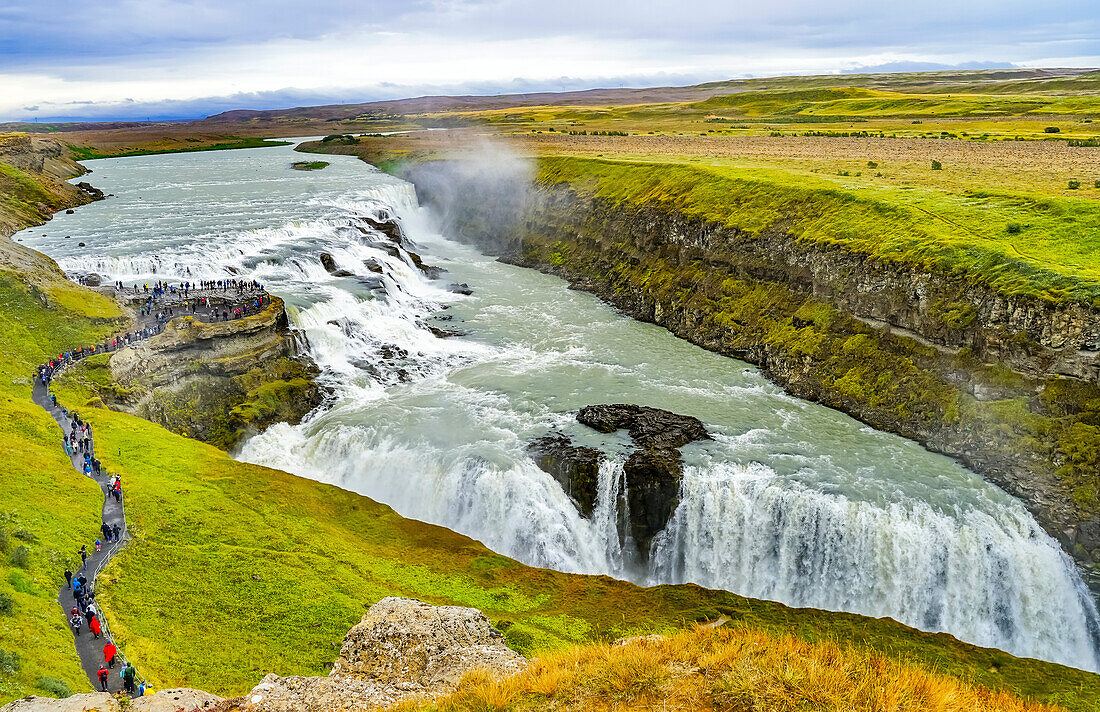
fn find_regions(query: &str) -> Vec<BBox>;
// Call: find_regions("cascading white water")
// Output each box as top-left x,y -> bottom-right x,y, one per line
15,140 -> 1100,672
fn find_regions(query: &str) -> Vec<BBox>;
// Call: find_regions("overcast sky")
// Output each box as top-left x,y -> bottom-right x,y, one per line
2,0 -> 1097,122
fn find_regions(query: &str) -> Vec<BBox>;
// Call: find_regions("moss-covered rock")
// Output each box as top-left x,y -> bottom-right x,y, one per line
73,298 -> 323,450
405,156 -> 1100,579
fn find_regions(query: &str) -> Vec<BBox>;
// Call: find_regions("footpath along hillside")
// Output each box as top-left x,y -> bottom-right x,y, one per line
29,282 -> 273,694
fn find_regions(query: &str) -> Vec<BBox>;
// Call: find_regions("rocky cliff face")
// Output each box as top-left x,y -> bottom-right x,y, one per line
532,404 -> 710,561
99,297 -> 322,450
0,134 -> 102,238
407,160 -> 1100,577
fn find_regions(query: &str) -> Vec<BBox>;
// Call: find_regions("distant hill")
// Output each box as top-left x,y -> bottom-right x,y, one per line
200,67 -> 1098,124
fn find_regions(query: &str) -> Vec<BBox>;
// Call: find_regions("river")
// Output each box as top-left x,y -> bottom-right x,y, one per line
15,139 -> 1100,672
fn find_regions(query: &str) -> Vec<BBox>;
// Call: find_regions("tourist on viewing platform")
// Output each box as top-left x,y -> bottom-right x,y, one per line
104,641 -> 117,668
63,568 -> 72,590
97,664 -> 109,691
79,545 -> 87,570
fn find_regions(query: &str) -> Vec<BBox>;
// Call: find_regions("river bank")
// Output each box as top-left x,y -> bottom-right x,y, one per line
325,144 -> 1100,586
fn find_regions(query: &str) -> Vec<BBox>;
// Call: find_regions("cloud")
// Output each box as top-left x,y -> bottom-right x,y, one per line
840,60 -> 1017,74
0,0 -> 1097,121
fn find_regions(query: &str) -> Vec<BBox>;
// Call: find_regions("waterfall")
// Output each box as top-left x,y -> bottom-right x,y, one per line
24,144 -> 1100,674
649,461 -> 1100,670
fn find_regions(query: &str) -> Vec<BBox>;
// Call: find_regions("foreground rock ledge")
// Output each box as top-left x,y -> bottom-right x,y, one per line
1,688 -> 221,712
241,597 -> 525,711
2,599 -> 524,712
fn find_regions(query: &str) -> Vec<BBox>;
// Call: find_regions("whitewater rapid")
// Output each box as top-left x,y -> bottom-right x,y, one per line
15,140 -> 1100,671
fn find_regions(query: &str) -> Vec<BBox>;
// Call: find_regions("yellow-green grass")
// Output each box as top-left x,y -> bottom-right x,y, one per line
66,137 -> 290,161
405,626 -> 1062,712
534,155 -> 1100,304
0,242 -> 124,700
694,87 -> 1100,119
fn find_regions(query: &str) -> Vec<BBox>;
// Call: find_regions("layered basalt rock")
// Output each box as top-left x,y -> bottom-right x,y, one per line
102,296 -> 323,450
407,159 -> 1100,577
532,404 -> 710,561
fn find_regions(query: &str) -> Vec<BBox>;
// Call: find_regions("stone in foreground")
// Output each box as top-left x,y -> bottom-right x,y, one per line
241,597 -> 526,711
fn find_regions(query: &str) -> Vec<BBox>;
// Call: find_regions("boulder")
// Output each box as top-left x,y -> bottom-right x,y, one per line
130,689 -> 222,712
428,326 -> 467,339
332,597 -> 525,684
74,182 -> 105,200
0,693 -> 115,712
529,435 -> 603,517
319,252 -> 338,273
577,404 -> 710,450
447,283 -> 473,296
243,598 -> 526,712
83,273 -> 102,287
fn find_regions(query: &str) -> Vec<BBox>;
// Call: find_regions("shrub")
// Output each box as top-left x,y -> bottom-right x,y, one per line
931,160 -> 943,170
0,650 -> 21,676
36,676 -> 71,698
1006,223 -> 1023,234
1095,180 -> 1100,189
1044,126 -> 1060,133
320,134 -> 357,145
10,545 -> 29,569
0,528 -> 8,554
11,529 -> 35,543
1069,180 -> 1081,190
866,161 -> 878,168
0,592 -> 12,616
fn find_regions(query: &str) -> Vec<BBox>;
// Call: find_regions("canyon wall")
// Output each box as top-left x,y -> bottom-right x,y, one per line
405,159 -> 1100,576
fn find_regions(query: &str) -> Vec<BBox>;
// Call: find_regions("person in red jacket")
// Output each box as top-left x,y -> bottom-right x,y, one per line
103,642 -> 117,668
90,615 -> 101,639
97,664 -> 109,692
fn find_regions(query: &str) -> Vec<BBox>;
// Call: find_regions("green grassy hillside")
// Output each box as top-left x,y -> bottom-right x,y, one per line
0,240 -> 123,701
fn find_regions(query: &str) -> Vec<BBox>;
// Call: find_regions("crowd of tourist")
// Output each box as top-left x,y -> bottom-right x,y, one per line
32,277 -> 273,698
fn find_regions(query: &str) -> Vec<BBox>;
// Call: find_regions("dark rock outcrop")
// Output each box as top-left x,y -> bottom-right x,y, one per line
623,448 -> 684,552
577,405 -> 709,558
360,214 -> 405,243
532,405 -> 709,560
74,182 -> 105,200
578,404 -> 711,450
528,435 -> 603,517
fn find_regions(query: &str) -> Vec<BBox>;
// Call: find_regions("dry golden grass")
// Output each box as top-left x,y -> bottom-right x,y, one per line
403,626 -> 1061,712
